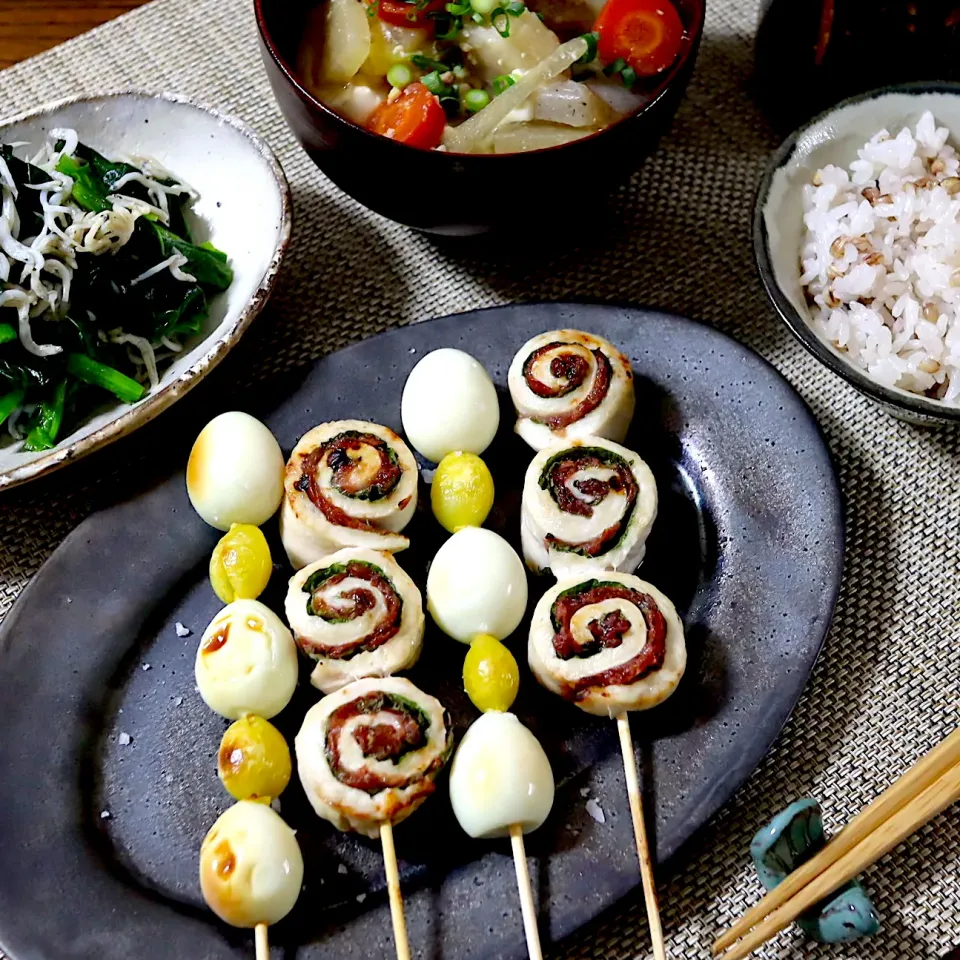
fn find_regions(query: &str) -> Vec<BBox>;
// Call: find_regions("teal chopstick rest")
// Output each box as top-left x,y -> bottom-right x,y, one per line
750,798 -> 881,943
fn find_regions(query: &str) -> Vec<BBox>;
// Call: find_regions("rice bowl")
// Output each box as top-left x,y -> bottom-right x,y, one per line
801,111 -> 960,403
755,83 -> 960,424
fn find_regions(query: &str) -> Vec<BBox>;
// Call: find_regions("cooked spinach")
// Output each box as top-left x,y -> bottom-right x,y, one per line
0,138 -> 232,449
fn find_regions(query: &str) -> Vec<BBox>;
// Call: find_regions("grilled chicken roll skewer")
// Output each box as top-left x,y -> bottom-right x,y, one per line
295,676 -> 454,839
528,572 -> 686,960
285,548 -> 424,694
280,420 -> 419,570
296,676 -> 453,960
520,436 -> 657,579
528,572 -> 686,716
508,330 -> 635,451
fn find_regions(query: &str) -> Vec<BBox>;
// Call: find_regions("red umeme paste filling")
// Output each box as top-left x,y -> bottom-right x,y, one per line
523,342 -> 612,430
550,581 -> 666,699
299,560 -> 402,660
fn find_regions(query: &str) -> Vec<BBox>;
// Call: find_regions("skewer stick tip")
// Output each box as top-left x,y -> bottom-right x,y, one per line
615,712 -> 668,960
509,824 -> 544,960
380,821 -> 412,960
254,923 -> 269,960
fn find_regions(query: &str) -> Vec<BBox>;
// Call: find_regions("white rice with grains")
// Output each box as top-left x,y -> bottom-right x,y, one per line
800,110 -> 960,403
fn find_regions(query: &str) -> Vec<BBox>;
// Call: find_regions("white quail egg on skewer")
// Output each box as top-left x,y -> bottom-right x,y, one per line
200,800 -> 304,927
401,348 -> 500,462
426,527 -> 528,643
187,412 -> 285,530
195,599 -> 299,720
448,711 -> 555,839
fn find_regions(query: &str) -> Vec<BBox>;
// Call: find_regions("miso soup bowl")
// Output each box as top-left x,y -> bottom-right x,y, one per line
254,0 -> 704,235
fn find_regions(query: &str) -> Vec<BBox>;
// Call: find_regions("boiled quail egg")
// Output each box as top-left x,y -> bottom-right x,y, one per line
427,527 -> 527,642
187,412 -> 285,530
195,599 -> 299,720
448,711 -> 555,838
401,349 -> 499,462
200,800 -> 303,927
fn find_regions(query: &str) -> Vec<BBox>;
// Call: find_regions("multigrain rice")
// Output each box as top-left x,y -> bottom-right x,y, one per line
801,111 -> 960,402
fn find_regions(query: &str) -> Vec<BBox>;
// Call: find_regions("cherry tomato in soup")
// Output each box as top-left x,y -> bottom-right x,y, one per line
376,0 -> 445,26
594,0 -> 684,77
368,82 -> 446,149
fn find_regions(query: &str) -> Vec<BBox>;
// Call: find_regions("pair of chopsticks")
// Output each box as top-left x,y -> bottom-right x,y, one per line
713,725 -> 960,960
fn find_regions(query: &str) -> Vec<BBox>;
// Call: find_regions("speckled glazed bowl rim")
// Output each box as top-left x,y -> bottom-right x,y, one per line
0,90 -> 293,491
754,81 -> 960,424
253,0 -> 705,159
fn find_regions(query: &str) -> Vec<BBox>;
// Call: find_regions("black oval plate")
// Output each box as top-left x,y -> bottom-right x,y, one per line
0,304 -> 843,960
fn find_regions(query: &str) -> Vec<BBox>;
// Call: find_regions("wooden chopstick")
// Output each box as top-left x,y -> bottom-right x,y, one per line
713,725 -> 960,956
715,757 -> 960,960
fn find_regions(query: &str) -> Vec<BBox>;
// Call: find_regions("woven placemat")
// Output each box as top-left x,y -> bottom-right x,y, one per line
0,0 -> 958,957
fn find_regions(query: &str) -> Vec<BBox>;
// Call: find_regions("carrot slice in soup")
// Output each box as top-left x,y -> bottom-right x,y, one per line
594,0 -> 684,77
367,83 -> 447,149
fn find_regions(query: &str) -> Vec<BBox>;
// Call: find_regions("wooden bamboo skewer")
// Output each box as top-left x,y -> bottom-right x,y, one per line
713,725 -> 960,956
715,759 -> 960,960
380,822 -> 411,960
509,823 -> 545,960
616,712 -> 668,960
254,923 -> 269,960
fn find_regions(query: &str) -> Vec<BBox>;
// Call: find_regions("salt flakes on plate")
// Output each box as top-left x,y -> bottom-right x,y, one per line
585,798 -> 606,824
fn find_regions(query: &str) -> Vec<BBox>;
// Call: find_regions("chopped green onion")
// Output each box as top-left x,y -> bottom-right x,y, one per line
412,53 -> 448,72
0,322 -> 16,346
0,388 -> 24,428
387,63 -> 414,89
492,74 -> 516,95
505,1 -> 525,14
601,55 -> 639,89
366,0 -> 379,16
23,379 -> 67,452
469,0 -> 498,12
420,71 -> 460,116
577,30 -> 599,63
446,0 -> 472,13
66,354 -> 145,404
464,88 -> 491,113
491,6 -> 510,35
471,10 -> 484,21
421,70 -> 446,95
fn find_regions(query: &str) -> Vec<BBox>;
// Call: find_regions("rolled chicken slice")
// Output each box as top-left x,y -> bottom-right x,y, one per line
285,548 -> 424,694
508,329 -> 635,450
528,572 -> 686,717
520,436 -> 657,578
295,676 -> 453,838
280,420 -> 418,569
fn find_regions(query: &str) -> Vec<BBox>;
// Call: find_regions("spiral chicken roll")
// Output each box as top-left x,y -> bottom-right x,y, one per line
529,573 -> 686,717
295,676 -> 453,838
521,436 -> 657,578
280,420 -> 419,569
508,330 -> 635,451
285,548 -> 424,694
